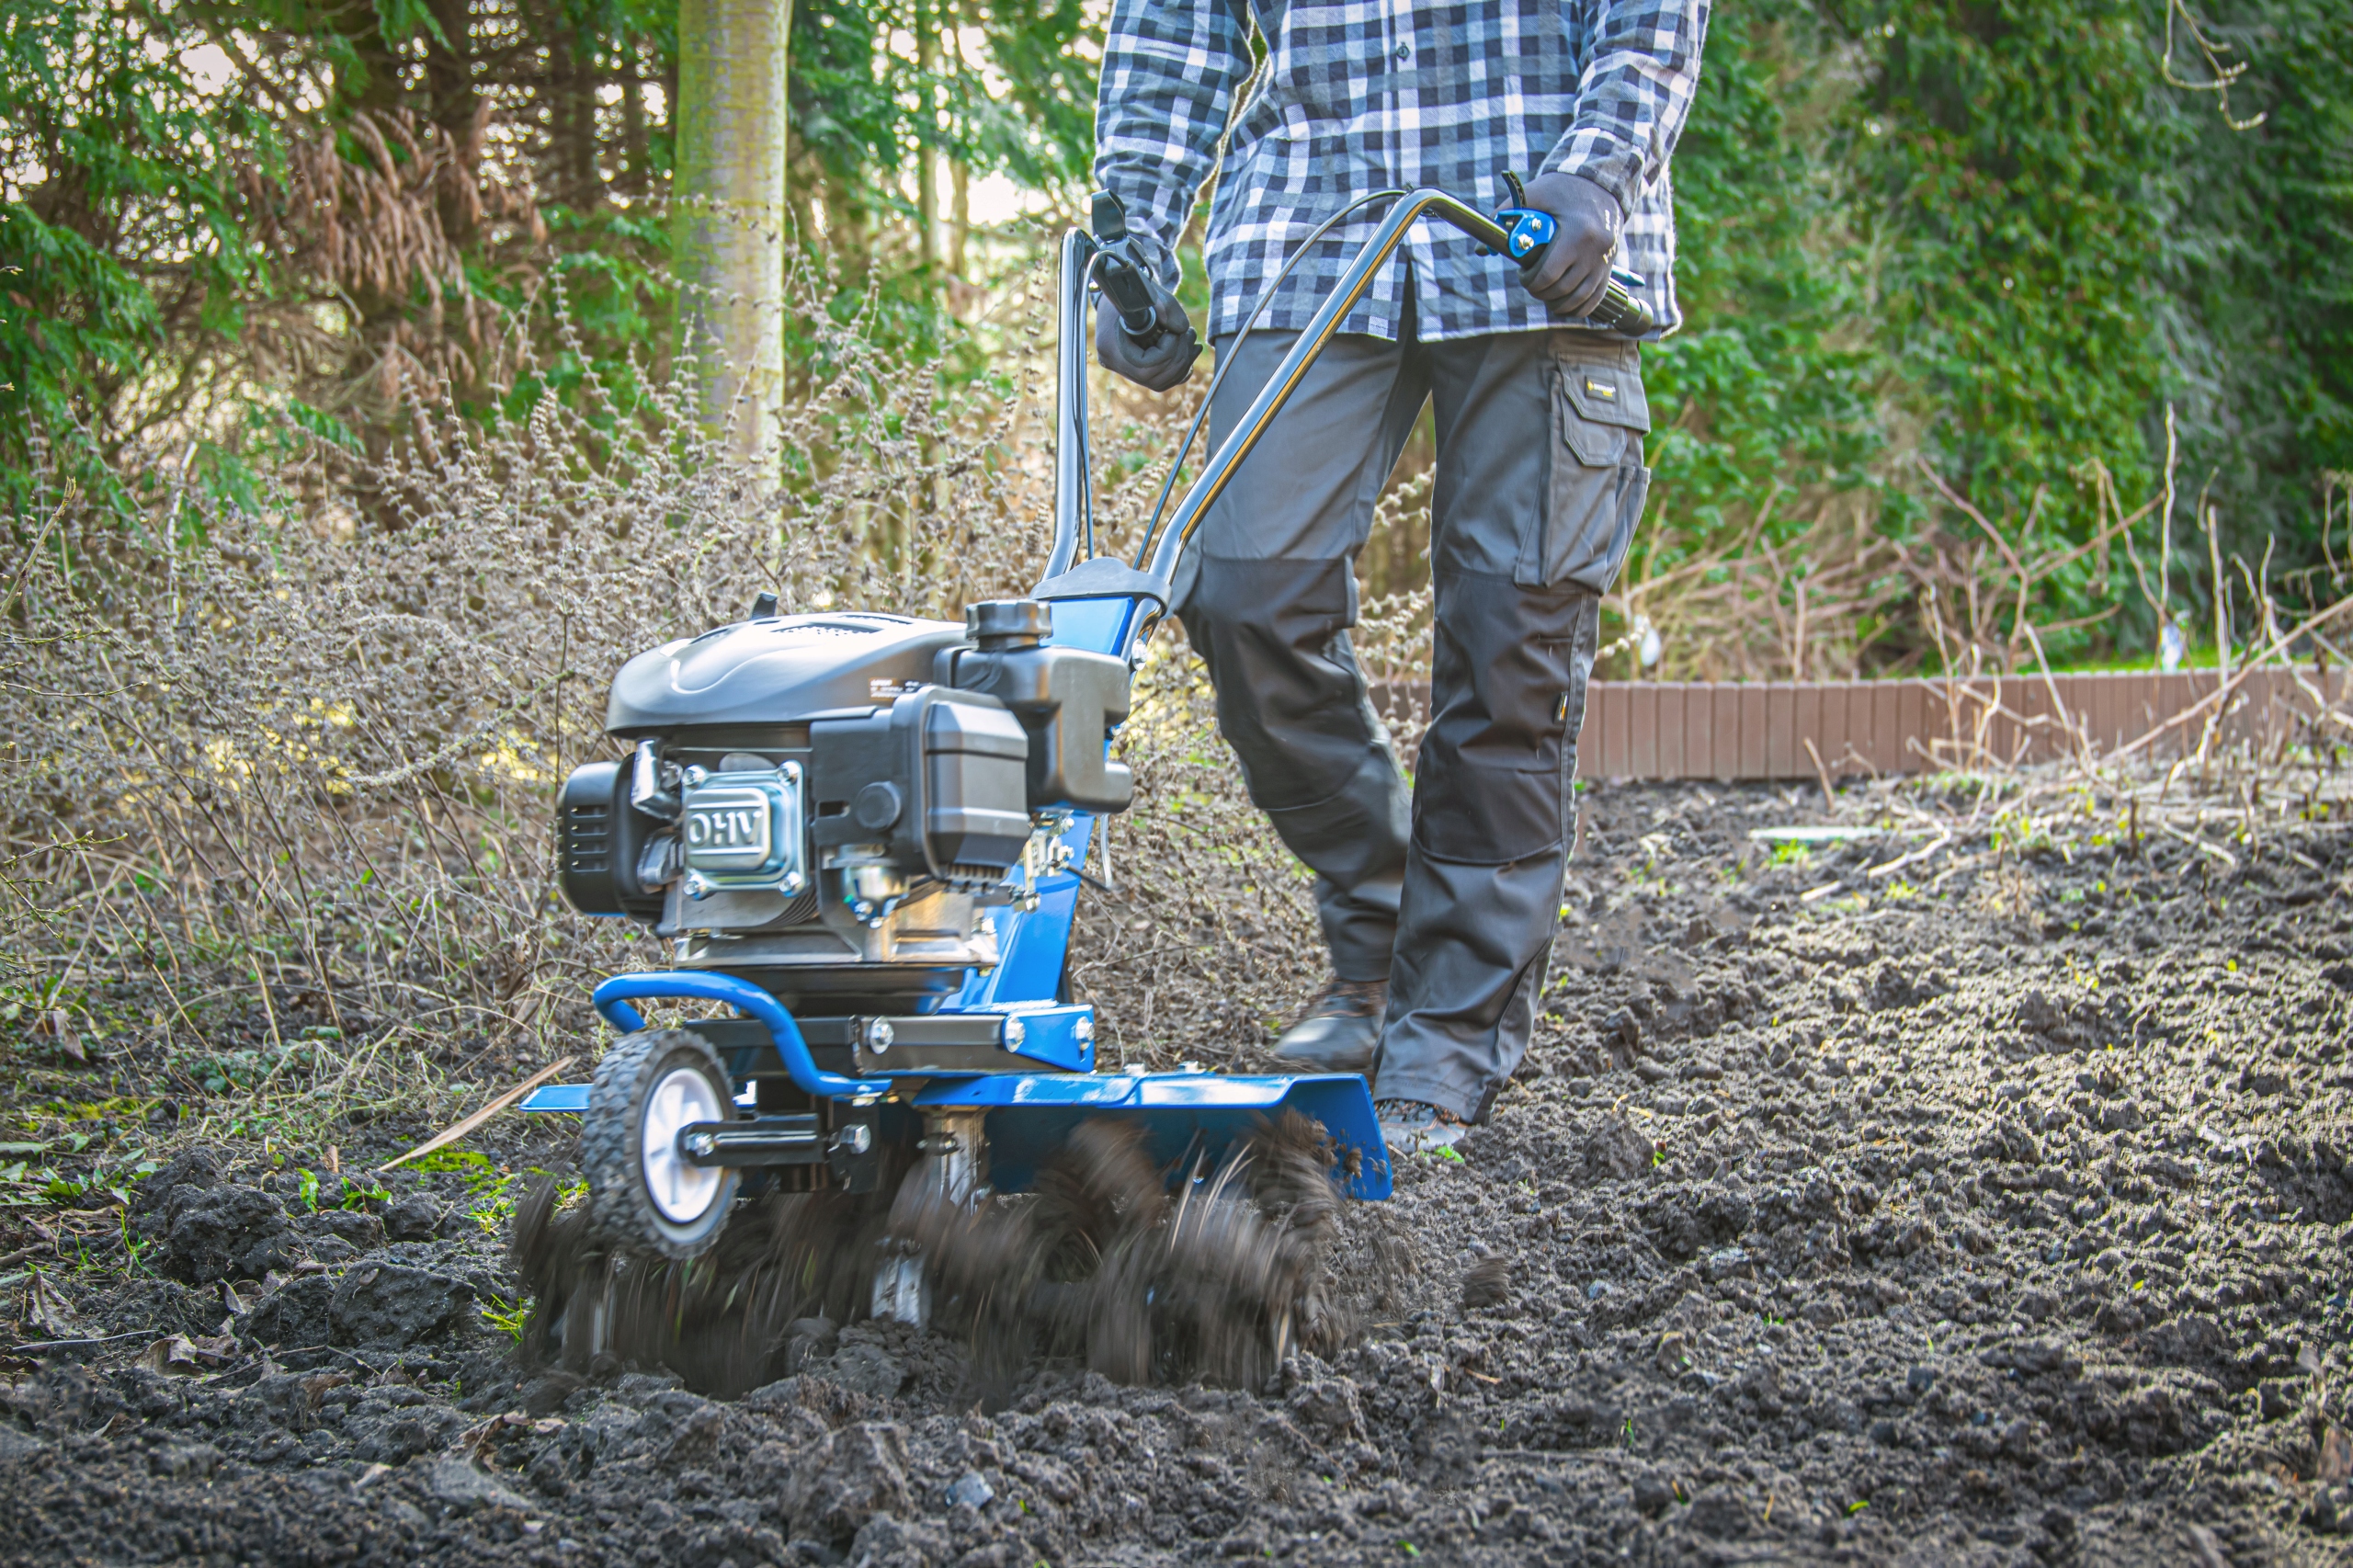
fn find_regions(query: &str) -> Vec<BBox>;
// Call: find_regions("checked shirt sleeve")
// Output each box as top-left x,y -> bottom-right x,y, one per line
1540,0 -> 1710,219
1093,0 -> 1256,289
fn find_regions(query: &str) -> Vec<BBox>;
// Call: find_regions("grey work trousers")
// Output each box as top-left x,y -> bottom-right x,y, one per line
1173,321 -> 1651,1123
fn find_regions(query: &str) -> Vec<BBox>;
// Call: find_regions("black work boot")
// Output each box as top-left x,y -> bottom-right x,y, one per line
1270,977 -> 1387,1073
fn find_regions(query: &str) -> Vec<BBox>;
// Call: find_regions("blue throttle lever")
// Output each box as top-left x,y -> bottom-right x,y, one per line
1495,174 -> 1654,337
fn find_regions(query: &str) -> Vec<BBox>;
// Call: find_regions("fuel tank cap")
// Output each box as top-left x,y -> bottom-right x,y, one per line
965,598 -> 1051,651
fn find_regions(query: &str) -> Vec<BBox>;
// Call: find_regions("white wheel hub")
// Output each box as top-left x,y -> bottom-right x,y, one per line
640,1063 -> 725,1224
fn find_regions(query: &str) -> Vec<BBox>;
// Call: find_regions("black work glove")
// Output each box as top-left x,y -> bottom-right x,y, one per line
1095,290 -> 1201,392
1518,171 -> 1624,319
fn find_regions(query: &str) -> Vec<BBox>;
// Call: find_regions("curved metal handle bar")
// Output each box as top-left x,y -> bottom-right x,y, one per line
593,971 -> 880,1103
1041,229 -> 1096,582
1142,189 -> 1512,587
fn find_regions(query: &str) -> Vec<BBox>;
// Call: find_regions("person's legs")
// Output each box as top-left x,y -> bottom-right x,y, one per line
1373,329 -> 1651,1130
1174,327 -> 1431,1050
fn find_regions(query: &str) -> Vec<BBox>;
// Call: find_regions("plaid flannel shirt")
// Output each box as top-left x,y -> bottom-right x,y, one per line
1095,0 -> 1709,343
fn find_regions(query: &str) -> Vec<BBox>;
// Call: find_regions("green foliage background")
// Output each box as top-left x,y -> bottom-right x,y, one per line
1644,0 -> 2349,665
2,0 -> 2345,664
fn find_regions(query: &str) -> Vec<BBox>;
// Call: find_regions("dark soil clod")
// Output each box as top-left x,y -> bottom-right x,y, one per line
1461,1248 -> 1509,1309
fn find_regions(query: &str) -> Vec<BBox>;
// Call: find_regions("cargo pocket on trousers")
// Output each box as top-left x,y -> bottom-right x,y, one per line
1517,359 -> 1652,594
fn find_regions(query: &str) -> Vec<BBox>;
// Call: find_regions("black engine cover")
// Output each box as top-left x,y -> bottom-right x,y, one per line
606,612 -> 968,735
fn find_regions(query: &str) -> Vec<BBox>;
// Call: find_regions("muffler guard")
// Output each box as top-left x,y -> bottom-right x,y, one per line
910,1070 -> 1391,1201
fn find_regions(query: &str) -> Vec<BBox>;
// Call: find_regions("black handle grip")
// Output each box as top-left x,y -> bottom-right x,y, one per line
1090,189 -> 1172,348
1516,248 -> 1654,337
1098,259 -> 1166,346
1587,276 -> 1655,336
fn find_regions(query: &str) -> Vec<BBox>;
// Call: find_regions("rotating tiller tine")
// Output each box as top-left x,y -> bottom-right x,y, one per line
874,1108 -> 988,1325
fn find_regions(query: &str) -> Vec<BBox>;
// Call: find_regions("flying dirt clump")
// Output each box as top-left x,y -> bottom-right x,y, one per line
508,1164 -> 911,1398
908,1113 -> 1354,1397
508,1113 -> 1363,1400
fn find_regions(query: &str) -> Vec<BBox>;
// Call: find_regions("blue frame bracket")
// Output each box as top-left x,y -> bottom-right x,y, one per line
591,971 -> 881,1104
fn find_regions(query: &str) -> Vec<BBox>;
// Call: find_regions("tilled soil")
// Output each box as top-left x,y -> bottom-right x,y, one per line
2,778 -> 2349,1567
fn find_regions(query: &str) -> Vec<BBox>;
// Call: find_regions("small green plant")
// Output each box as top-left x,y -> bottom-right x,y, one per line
407,1148 -> 540,1233
1,1164 -> 129,1209
1433,1145 -> 1465,1165
478,1294 -> 531,1343
409,1148 -> 497,1176
117,1209 -> 156,1276
1988,804 -> 2053,856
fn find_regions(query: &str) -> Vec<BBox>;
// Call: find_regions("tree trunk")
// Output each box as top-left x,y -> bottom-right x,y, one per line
551,17 -> 602,210
915,0 -> 938,270
674,0 -> 792,474
945,7 -> 966,279
949,160 -> 968,279
620,70 -> 647,197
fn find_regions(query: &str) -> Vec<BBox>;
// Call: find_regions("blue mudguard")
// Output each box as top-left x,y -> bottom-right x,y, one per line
912,1071 -> 1391,1201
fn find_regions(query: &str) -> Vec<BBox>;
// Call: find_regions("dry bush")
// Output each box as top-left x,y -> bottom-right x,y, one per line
237,106 -> 550,414
1608,438 -> 2353,690
1598,458 -> 2145,684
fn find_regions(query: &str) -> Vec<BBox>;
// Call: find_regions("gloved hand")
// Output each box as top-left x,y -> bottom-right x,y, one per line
1095,289 -> 1201,392
1518,171 -> 1624,319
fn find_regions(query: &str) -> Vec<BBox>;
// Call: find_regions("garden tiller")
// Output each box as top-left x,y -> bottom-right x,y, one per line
524,187 -> 1651,1319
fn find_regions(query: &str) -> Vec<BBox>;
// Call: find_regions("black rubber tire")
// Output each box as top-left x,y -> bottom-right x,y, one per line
582,1028 -> 741,1260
